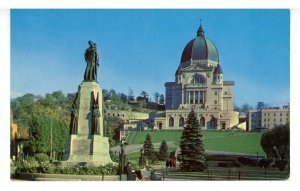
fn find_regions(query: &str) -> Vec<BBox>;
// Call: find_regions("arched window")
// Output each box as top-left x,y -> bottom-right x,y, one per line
191,74 -> 206,84
179,117 -> 184,127
210,116 -> 218,129
169,117 -> 174,127
200,117 -> 205,127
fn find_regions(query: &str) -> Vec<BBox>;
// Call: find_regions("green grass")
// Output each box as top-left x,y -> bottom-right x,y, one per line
131,130 -> 265,155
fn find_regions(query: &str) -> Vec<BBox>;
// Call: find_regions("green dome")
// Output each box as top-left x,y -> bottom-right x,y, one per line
180,25 -> 219,67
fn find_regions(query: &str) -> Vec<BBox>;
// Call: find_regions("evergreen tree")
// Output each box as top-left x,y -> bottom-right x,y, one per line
179,109 -> 206,171
143,133 -> 155,161
158,140 -> 169,161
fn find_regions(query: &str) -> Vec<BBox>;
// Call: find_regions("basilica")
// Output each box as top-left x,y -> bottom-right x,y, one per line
152,24 -> 239,130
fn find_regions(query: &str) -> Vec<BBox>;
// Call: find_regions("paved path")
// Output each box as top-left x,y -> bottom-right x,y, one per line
111,142 -> 178,154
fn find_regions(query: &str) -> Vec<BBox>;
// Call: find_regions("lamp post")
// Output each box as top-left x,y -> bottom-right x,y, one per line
119,139 -> 126,175
50,112 -> 53,161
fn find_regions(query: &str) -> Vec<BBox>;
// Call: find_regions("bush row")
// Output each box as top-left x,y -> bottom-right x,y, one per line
15,159 -> 118,175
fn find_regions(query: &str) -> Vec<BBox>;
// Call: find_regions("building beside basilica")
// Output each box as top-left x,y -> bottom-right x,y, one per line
151,24 -> 239,130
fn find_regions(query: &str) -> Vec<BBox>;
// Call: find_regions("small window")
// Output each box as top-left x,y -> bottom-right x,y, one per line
264,113 -> 266,116
214,100 -> 217,104
274,118 -> 276,122
264,118 -> 266,122
224,91 -> 227,95
280,118 -> 282,122
215,92 -> 217,96
274,113 -> 276,116
280,113 -> 282,116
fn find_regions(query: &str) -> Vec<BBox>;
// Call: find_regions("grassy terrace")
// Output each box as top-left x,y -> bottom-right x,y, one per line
129,130 -> 265,155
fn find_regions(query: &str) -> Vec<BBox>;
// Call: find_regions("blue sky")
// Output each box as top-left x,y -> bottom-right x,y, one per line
11,9 -> 290,107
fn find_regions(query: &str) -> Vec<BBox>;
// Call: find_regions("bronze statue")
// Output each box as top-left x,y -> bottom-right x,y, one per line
92,92 -> 101,135
84,40 -> 99,81
70,103 -> 78,135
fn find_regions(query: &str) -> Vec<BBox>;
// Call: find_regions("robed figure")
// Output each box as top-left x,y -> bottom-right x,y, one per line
70,103 -> 78,135
92,92 -> 101,135
84,40 -> 99,81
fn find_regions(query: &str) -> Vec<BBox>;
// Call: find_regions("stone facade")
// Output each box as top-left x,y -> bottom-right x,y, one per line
63,82 -> 113,166
248,106 -> 289,130
153,24 -> 239,130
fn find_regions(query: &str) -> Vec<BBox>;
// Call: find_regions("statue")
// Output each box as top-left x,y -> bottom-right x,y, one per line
84,40 -> 99,81
70,103 -> 78,135
92,92 -> 101,135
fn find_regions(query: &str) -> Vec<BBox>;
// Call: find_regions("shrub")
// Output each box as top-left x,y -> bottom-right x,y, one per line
237,157 -> 256,166
217,161 -> 241,168
34,153 -> 49,163
217,162 -> 230,168
259,159 -> 273,169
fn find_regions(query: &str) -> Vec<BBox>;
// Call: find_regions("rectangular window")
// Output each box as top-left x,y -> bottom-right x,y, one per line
268,113 -> 270,116
280,118 -> 282,122
268,119 -> 270,122
274,113 -> 276,116
214,100 -> 217,104
274,118 -> 276,122
224,91 -> 227,95
280,113 -> 282,116
264,113 -> 266,116
264,118 -> 266,122
215,91 -> 217,96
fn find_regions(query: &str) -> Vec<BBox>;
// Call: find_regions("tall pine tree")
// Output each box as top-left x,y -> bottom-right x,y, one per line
179,109 -> 206,171
158,140 -> 169,161
143,133 -> 155,161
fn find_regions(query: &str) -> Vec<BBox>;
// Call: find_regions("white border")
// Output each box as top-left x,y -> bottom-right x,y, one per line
0,0 -> 298,9
1,5 -> 300,191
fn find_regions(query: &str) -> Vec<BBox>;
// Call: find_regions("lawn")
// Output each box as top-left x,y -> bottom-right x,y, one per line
129,130 -> 265,155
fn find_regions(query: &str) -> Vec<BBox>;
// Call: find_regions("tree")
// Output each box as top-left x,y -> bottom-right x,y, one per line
143,133 -> 155,161
153,92 -> 160,103
158,140 -> 169,161
256,102 -> 268,110
128,87 -> 134,101
240,103 -> 253,114
179,109 -> 206,172
140,91 -> 148,98
159,94 -> 165,105
26,113 -> 68,158
260,123 -> 289,170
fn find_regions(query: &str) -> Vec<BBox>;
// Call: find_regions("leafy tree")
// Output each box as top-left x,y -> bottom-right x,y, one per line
120,93 -> 128,102
240,103 -> 253,114
179,109 -> 206,172
256,102 -> 268,110
26,114 -> 68,158
159,94 -> 165,105
128,87 -> 134,101
140,91 -> 148,98
143,133 -> 155,161
153,92 -> 160,103
260,123 -> 289,170
158,140 -> 169,161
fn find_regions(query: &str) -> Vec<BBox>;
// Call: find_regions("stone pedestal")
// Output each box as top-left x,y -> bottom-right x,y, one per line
62,81 -> 113,166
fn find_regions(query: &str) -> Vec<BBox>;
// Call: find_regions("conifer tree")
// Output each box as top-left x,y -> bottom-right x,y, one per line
158,140 -> 169,161
143,133 -> 155,161
179,109 -> 206,171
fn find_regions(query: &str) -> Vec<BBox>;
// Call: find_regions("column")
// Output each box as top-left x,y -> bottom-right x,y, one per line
187,91 -> 190,105
203,91 -> 205,104
198,91 -> 200,104
193,91 -> 196,104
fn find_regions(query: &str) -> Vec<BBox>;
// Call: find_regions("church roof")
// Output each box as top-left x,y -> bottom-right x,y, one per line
180,24 -> 219,67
